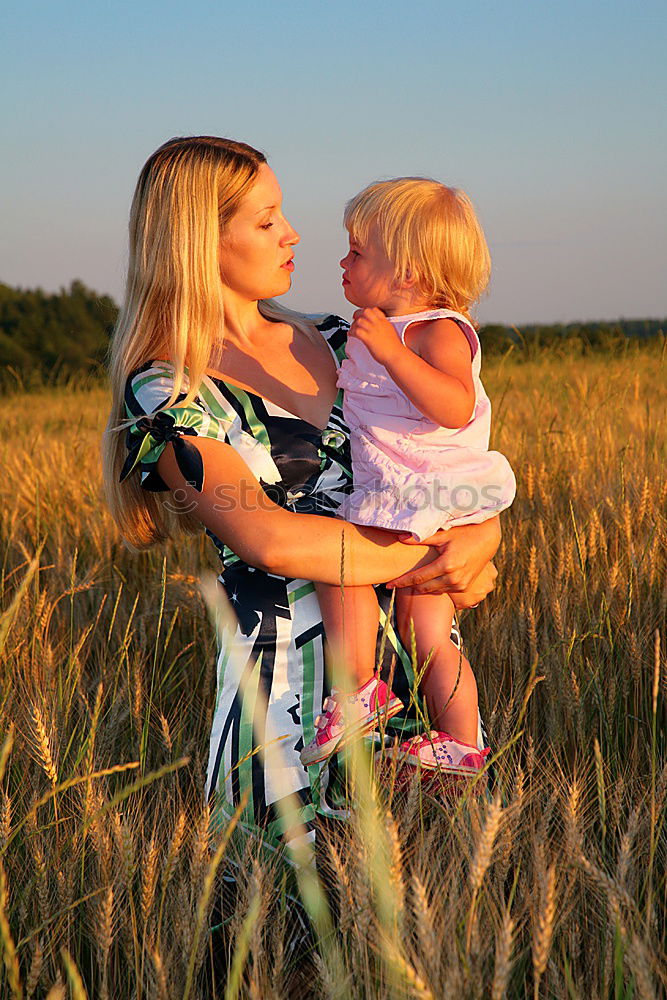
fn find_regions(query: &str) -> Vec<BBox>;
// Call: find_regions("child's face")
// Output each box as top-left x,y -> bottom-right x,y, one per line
339,224 -> 398,311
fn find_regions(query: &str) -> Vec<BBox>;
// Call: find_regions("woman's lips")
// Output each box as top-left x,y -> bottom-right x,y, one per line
281,259 -> 295,271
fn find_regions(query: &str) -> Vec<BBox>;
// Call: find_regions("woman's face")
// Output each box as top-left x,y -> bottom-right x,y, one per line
219,163 -> 300,301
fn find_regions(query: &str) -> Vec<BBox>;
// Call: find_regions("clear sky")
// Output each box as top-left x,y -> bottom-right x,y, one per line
3,0 -> 665,325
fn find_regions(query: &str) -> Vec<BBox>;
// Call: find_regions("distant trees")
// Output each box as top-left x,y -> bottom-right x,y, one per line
0,281 -> 664,379
0,281 -> 117,376
479,318 -> 665,357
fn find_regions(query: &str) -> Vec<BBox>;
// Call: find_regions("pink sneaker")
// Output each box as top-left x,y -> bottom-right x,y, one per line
378,730 -> 490,775
300,676 -> 403,766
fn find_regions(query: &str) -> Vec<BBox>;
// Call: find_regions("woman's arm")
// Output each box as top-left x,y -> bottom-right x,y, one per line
156,437 -> 438,585
156,436 -> 500,602
386,517 -> 502,595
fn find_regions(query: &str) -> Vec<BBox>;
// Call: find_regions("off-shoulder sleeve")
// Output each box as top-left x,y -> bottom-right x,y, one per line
315,313 -> 349,367
120,361 -> 231,493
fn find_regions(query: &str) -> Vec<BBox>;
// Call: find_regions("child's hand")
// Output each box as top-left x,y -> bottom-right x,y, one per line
349,308 -> 401,366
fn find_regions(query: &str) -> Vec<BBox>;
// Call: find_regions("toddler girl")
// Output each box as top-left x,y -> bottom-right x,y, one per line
300,178 -> 515,776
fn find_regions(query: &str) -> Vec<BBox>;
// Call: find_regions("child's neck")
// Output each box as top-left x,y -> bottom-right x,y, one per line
383,298 -> 434,318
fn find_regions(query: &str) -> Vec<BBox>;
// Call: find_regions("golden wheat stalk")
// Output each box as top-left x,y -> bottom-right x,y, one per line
578,852 -> 637,917
159,713 -> 173,754
25,938 -> 43,1000
617,806 -> 640,888
98,885 -> 114,959
0,861 -> 22,999
96,885 -> 114,1000
469,795 -> 503,895
626,934 -> 658,1000
149,946 -> 169,1000
532,864 -> 557,998
0,791 -> 12,849
466,794 -> 503,951
564,775 -> 582,854
61,948 -> 88,1000
140,838 -> 159,928
386,812 -> 405,927
491,905 -> 515,1000
411,873 -> 438,975
380,930 -> 436,1000
30,704 -> 57,786
181,791 -> 249,1000
325,839 -> 355,937
44,978 -> 66,1000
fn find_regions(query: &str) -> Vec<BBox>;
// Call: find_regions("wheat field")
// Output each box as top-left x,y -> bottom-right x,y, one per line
0,342 -> 665,999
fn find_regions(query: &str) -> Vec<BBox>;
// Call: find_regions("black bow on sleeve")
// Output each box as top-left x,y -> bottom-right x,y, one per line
119,411 -> 205,492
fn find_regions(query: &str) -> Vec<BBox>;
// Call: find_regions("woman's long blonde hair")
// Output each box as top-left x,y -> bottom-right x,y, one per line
102,135 -> 319,550
344,177 -> 491,323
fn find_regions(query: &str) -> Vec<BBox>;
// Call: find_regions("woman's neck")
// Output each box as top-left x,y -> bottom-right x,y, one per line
217,295 -> 274,351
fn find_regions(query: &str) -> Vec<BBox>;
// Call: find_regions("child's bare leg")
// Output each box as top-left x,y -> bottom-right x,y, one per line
395,588 -> 479,746
314,582 -> 379,691
301,583 -> 403,766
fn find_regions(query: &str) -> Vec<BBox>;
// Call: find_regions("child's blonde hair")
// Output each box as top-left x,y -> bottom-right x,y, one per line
344,177 -> 491,321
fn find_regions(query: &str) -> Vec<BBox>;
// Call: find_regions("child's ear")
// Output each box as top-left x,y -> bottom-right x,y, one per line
397,268 -> 418,290
394,268 -> 417,292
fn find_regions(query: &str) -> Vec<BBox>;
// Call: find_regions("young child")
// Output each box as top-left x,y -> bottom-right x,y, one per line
300,178 -> 515,775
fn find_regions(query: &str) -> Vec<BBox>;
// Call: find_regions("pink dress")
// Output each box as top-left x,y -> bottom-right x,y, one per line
336,308 -> 516,542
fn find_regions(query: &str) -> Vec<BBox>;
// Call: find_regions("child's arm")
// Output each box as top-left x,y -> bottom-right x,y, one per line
349,307 -> 476,428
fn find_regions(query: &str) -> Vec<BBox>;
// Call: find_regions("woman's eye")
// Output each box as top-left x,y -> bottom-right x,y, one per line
260,222 -> 274,230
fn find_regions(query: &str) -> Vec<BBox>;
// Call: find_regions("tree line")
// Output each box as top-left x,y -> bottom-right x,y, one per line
480,317 -> 665,357
0,281 -> 117,376
0,281 -> 664,378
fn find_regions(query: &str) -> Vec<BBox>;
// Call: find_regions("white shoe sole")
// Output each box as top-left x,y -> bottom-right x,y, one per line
301,697 -> 404,766
374,748 -> 484,775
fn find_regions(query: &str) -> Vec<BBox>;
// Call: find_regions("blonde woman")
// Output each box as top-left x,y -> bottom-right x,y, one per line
303,179 -> 515,778
102,137 -> 500,850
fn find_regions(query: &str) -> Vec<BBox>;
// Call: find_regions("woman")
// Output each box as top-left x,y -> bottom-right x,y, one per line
102,136 -> 500,851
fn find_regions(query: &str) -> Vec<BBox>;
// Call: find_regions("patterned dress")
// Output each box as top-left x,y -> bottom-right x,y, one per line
121,315 -> 484,850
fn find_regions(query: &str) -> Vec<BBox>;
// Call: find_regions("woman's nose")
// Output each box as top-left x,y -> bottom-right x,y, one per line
283,220 -> 300,246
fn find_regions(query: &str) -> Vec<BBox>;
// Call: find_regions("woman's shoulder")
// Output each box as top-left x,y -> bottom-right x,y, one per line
124,359 -> 184,417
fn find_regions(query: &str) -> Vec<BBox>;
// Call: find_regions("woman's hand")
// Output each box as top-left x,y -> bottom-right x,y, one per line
385,516 -> 502,596
449,562 -> 498,609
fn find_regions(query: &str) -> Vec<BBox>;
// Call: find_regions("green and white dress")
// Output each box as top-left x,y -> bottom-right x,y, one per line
122,315 -> 482,850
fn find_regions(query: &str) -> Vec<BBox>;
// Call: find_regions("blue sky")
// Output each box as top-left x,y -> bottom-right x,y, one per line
2,0 -> 665,324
